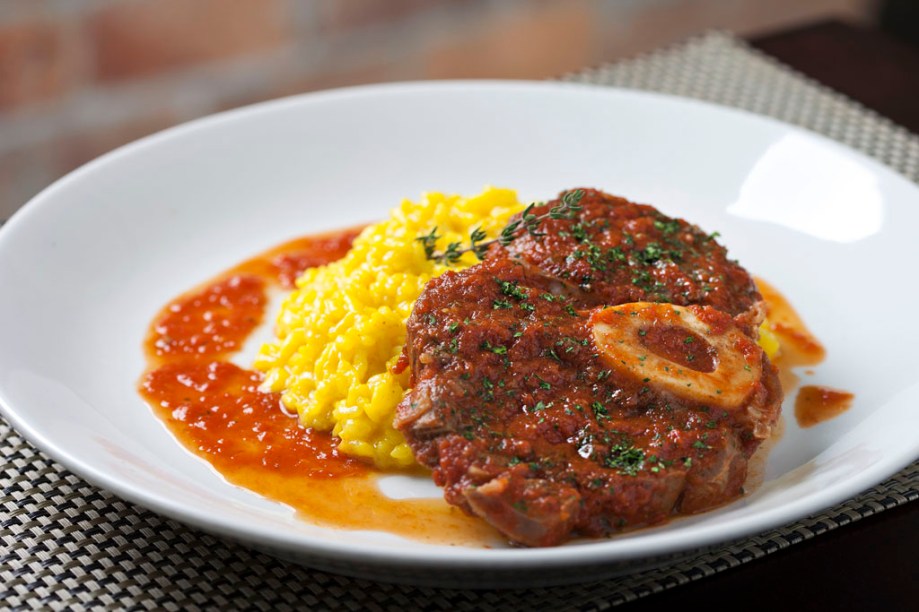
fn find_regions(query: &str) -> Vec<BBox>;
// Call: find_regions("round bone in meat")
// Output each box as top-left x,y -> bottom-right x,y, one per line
591,302 -> 763,409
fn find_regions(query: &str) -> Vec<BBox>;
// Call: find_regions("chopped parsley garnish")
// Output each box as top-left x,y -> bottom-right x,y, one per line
591,401 -> 609,419
480,340 -> 507,355
499,280 -> 527,300
637,242 -> 664,265
604,443 -> 646,476
653,218 -> 681,234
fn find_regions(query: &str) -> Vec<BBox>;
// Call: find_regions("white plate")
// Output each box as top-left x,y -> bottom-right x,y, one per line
1,81 -> 917,588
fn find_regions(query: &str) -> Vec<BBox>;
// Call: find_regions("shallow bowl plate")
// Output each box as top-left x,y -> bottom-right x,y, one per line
1,81 -> 917,588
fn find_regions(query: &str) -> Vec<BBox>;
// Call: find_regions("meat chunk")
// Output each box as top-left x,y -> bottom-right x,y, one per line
395,189 -> 782,547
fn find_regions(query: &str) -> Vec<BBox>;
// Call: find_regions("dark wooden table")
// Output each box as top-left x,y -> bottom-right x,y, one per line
624,19 -> 919,611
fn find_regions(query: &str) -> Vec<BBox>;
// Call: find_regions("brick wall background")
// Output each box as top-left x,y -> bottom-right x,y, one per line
0,0 -> 879,218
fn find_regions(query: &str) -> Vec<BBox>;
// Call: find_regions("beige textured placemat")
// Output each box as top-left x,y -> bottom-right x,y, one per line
2,31 -> 918,611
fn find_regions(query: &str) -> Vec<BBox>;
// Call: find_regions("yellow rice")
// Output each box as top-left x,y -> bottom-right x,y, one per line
253,187 -> 525,469
758,321 -> 780,361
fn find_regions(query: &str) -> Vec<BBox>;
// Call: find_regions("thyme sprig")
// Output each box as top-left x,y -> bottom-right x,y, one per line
417,189 -> 585,266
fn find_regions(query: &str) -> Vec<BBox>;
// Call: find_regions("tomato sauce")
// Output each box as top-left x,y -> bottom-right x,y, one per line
756,278 -> 852,427
795,386 -> 854,428
139,228 -> 501,546
756,279 -> 826,384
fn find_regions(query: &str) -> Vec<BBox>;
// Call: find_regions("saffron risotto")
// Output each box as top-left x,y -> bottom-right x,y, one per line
254,187 -> 781,470
254,187 -> 525,468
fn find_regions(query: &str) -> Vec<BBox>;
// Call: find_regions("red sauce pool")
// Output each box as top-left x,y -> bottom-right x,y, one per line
138,228 -> 500,546
137,235 -> 847,546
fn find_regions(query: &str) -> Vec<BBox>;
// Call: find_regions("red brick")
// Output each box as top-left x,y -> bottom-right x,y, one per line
88,0 -> 290,81
53,110 -> 179,173
425,2 -> 594,79
320,0 -> 440,31
217,60 -> 400,112
0,19 -> 80,110
727,0 -> 876,36
0,110 -> 180,217
0,141 -> 58,219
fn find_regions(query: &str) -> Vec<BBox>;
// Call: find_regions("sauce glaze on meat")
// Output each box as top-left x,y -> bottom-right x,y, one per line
395,188 -> 783,547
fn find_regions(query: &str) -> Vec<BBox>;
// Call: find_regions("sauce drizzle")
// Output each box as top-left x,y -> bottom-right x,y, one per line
139,228 -> 500,546
756,277 -> 853,426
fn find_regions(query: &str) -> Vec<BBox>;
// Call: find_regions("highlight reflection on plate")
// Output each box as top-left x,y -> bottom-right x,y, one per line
728,133 -> 884,242
0,81 -> 916,588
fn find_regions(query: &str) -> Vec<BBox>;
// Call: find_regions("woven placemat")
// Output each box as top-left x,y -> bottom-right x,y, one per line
3,31 -> 918,611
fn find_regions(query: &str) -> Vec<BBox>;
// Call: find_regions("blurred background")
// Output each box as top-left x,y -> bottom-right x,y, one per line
2,0 -> 915,219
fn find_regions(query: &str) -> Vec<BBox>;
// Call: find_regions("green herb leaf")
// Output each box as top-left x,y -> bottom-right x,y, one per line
418,189 -> 585,265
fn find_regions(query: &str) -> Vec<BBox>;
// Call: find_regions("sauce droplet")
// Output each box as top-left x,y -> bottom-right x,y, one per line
795,386 -> 854,428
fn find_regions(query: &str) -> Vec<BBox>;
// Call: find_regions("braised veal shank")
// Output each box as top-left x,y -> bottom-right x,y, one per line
395,189 -> 782,546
